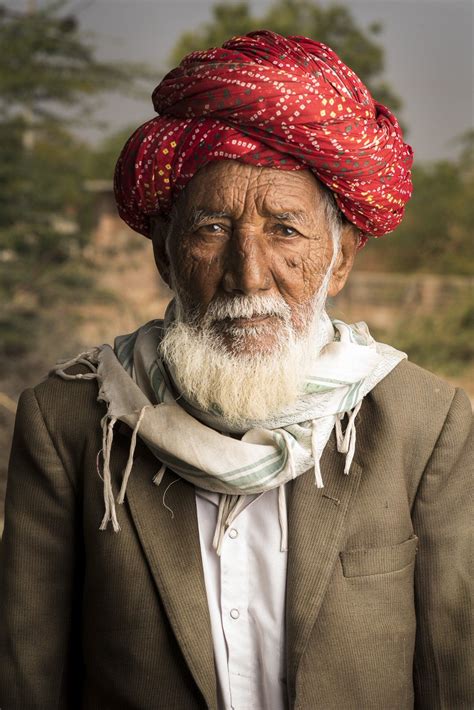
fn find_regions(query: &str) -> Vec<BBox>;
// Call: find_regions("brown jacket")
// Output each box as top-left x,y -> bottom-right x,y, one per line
1,360 -> 472,709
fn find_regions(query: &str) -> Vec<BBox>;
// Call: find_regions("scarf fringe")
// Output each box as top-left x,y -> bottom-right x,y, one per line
118,405 -> 149,504
335,400 -> 362,475
212,494 -> 252,555
153,463 -> 167,486
161,478 -> 181,519
311,419 -> 324,488
54,353 -> 150,532
280,431 -> 297,480
53,349 -> 100,380
99,415 -> 120,532
97,405 -> 150,531
212,495 -> 228,553
54,349 -> 364,542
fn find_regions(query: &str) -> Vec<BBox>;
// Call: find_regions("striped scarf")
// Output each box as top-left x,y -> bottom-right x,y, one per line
55,309 -> 406,553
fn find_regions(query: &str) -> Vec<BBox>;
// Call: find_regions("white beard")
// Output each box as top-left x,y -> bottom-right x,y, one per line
159,284 -> 331,425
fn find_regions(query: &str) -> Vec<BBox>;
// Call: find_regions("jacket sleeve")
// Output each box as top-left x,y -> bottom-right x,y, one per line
0,387 -> 83,710
412,387 -> 473,709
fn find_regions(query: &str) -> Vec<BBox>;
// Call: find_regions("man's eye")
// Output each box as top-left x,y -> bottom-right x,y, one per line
274,224 -> 299,238
198,223 -> 226,235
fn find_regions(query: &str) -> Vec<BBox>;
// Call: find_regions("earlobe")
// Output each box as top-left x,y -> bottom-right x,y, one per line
327,225 -> 359,297
150,217 -> 172,288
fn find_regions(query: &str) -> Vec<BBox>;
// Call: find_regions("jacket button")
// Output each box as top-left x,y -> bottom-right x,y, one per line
230,608 -> 240,619
229,528 -> 238,539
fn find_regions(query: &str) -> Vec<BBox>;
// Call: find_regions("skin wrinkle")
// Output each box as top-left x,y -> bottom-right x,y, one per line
270,211 -> 310,228
187,208 -> 231,232
157,241 -> 341,421
151,160 -> 358,354
150,161 -> 358,420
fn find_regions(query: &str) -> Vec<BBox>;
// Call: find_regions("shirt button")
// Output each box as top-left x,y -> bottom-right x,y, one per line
230,608 -> 240,620
228,528 -> 238,539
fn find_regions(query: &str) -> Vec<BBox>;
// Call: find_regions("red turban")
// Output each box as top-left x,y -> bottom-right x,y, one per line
114,30 -> 413,242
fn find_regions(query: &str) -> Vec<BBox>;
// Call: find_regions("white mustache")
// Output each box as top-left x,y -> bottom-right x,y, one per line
203,295 -> 291,324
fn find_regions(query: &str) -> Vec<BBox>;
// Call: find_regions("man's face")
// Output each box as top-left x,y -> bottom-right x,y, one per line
155,161 -> 355,356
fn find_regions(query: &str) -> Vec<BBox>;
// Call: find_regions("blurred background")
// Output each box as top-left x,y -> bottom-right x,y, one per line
1,0 -> 473,530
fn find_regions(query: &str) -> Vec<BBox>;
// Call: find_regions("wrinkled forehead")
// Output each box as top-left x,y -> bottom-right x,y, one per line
175,160 -> 327,218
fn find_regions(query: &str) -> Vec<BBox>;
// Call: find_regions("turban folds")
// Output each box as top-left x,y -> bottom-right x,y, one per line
114,30 -> 413,241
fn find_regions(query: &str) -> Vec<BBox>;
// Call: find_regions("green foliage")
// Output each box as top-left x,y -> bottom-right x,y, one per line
86,126 -> 139,182
357,131 -> 474,275
389,295 -> 474,377
170,0 -> 401,113
0,2 -> 150,358
0,118 -> 94,355
0,0 -> 151,124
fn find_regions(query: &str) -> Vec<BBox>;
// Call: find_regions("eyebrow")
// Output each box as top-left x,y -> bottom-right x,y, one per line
187,208 -> 310,228
269,210 -> 309,226
186,208 -> 231,230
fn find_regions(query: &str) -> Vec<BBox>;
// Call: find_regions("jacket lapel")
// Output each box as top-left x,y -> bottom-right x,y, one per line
286,436 -> 363,701
123,439 -> 217,709
119,428 -> 362,708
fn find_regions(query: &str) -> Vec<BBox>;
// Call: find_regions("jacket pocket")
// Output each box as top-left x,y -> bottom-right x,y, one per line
340,534 -> 418,578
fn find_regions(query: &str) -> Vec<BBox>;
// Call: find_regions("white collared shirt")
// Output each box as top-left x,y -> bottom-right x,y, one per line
195,487 -> 288,710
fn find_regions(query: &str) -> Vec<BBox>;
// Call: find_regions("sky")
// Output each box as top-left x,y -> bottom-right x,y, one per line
11,0 -> 474,163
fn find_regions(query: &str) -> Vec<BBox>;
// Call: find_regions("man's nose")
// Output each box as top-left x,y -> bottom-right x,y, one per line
222,233 -> 272,296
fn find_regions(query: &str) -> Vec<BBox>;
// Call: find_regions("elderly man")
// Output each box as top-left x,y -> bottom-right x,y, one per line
1,31 -> 472,710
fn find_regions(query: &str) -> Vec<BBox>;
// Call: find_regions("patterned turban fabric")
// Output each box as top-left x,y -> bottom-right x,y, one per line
114,30 -> 413,242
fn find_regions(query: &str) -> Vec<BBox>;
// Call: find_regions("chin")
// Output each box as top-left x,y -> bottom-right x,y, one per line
217,322 -> 284,357
160,291 -> 327,423
160,315 -> 313,424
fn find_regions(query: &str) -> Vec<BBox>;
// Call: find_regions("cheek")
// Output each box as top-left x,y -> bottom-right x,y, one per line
272,239 -> 329,303
170,239 -> 225,307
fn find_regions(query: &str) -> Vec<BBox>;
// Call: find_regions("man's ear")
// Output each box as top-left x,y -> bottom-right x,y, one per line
150,216 -> 172,288
327,224 -> 359,297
